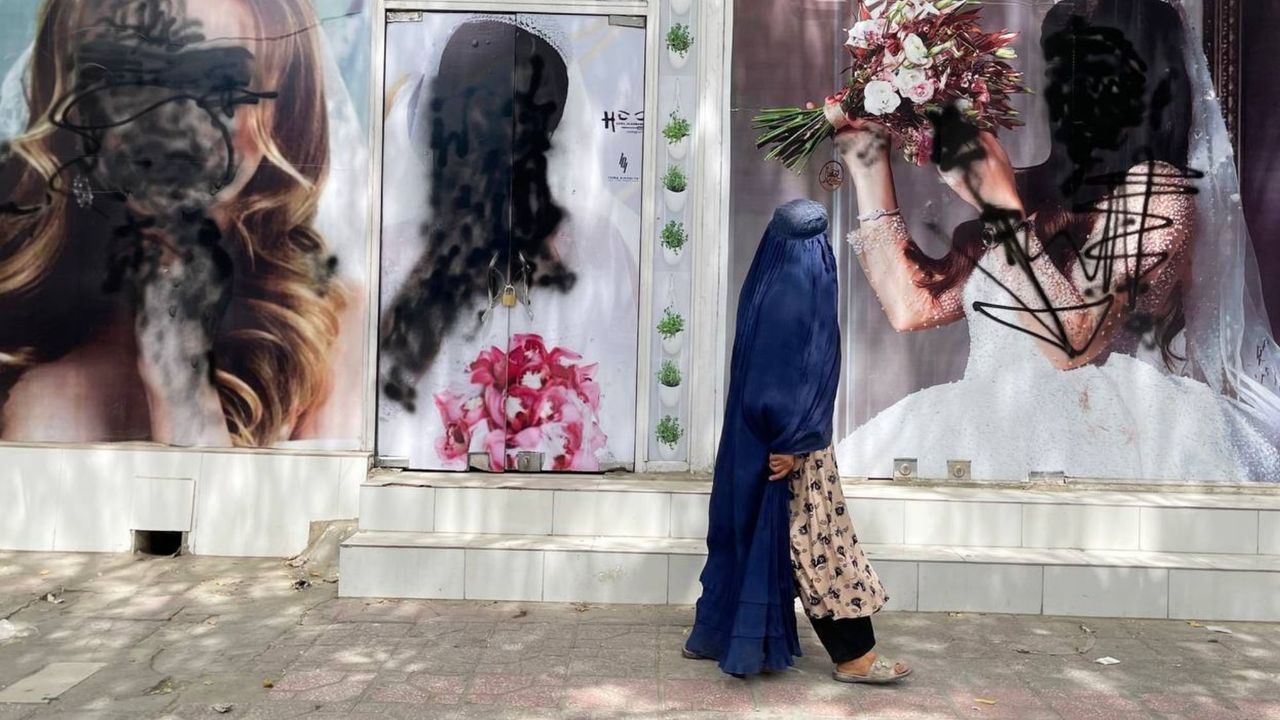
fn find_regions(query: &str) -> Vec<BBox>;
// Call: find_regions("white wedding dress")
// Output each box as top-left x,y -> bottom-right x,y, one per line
836,246 -> 1280,482
836,0 -> 1280,483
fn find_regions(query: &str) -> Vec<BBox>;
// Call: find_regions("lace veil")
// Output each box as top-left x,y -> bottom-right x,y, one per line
1153,0 -> 1280,441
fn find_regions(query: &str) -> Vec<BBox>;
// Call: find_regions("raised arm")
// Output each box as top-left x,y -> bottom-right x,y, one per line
836,125 -> 968,332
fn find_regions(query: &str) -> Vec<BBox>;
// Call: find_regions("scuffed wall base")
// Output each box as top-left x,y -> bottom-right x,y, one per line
0,444 -> 370,558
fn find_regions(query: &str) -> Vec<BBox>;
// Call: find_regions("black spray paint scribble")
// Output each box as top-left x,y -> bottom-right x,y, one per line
921,0 -> 1195,365
48,0 -> 264,404
962,163 -> 1200,360
0,0 -> 348,447
0,0 -> 336,443
379,22 -> 574,412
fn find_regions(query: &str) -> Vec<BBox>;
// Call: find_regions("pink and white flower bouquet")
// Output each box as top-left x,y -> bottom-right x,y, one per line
754,0 -> 1027,171
435,334 -> 608,472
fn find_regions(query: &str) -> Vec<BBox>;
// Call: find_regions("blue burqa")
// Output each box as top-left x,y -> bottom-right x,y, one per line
685,199 -> 841,677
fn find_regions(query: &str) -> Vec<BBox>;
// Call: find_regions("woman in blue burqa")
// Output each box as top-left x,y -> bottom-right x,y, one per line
683,199 -> 911,683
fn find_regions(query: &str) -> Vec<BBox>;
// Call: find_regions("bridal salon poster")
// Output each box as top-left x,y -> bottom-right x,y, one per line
375,13 -> 646,472
0,0 -> 371,450
730,0 -> 1280,483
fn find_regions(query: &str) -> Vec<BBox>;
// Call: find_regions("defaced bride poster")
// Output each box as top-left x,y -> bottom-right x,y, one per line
736,0 -> 1280,484
375,13 -> 646,472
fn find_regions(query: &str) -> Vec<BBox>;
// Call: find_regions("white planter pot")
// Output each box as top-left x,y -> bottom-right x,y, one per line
668,48 -> 689,70
659,383 -> 681,408
671,0 -> 693,14
668,137 -> 688,161
665,188 -> 687,213
658,441 -> 682,461
661,334 -> 684,356
662,245 -> 684,266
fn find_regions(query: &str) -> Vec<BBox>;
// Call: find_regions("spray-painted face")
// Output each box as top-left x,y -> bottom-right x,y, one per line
55,1 -> 274,219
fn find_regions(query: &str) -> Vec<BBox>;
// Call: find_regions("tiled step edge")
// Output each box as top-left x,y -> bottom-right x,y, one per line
337,532 -> 1280,621
357,482 -> 1280,557
341,531 -> 1280,571
365,470 -> 1280,510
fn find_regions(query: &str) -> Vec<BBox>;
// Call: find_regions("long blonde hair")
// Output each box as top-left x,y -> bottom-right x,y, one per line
0,0 -> 346,446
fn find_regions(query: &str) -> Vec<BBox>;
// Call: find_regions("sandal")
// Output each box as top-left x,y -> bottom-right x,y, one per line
681,647 -> 711,661
832,657 -> 912,685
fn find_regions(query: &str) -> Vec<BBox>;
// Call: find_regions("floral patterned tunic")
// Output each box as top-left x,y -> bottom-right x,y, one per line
788,446 -> 888,620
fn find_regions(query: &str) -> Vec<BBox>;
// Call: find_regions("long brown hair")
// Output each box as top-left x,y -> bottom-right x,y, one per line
0,0 -> 346,446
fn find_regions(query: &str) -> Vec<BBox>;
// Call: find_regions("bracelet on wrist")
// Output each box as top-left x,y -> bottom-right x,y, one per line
857,207 -> 900,223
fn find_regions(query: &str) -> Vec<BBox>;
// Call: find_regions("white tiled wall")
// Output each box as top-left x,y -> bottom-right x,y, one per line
434,488 -> 554,535
359,485 -> 435,533
193,453 -> 351,557
131,477 -> 196,533
543,551 -> 669,604
848,499 -> 906,545
58,449 -> 201,552
334,541 -> 1280,620
553,491 -> 671,537
54,468 -> 131,553
0,449 -> 65,551
918,562 -> 1043,614
465,549 -> 543,601
1168,569 -> 1280,621
1042,566 -> 1169,618
1,445 -> 368,557
1022,505 -> 1140,551
1259,512 -> 1280,556
873,560 -> 918,612
669,493 -> 710,539
339,545 -> 465,599
905,502 -> 1023,548
1139,508 -> 1259,554
337,456 -> 369,519
668,554 -> 705,604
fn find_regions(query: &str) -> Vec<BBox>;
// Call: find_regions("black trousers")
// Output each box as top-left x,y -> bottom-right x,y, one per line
806,613 -> 876,664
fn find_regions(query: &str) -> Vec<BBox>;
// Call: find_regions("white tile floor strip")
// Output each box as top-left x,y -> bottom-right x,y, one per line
0,662 -> 105,704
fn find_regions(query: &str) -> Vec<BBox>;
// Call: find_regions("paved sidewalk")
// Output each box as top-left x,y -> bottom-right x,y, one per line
1,552 -> 1278,719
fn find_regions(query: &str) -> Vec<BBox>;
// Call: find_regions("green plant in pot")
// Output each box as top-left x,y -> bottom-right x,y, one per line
657,360 -> 682,387
663,165 -> 688,213
660,220 -> 687,264
657,359 -> 682,408
664,111 -> 691,160
658,306 -> 685,355
666,24 -> 693,68
656,415 -> 684,458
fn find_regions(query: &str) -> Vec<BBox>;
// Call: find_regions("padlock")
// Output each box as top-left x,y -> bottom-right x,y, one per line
500,285 -> 517,308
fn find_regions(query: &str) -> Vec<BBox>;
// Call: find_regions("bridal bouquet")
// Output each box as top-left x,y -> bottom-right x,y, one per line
434,334 -> 607,472
754,0 -> 1027,171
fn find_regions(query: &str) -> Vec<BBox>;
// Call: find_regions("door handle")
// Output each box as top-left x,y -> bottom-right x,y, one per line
481,252 -> 507,324
513,251 -> 535,319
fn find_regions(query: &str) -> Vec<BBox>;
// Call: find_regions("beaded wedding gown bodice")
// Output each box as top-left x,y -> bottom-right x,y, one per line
836,181 -> 1280,482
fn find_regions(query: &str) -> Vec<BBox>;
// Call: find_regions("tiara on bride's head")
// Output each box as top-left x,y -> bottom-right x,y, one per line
463,14 -> 572,63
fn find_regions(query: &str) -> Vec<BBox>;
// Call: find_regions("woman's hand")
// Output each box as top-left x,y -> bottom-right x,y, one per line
935,129 -> 1023,215
768,453 -> 797,481
825,118 -> 900,221
834,120 -> 893,178
801,98 -> 892,179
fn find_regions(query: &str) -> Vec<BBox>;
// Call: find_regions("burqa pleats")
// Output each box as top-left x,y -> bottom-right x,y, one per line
685,200 -> 841,677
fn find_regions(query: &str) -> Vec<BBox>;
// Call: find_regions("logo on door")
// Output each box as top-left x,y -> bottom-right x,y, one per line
602,109 -> 645,135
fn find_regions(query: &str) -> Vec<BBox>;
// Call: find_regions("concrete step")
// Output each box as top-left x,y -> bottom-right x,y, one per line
357,471 -> 1280,557
337,530 -> 1280,621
